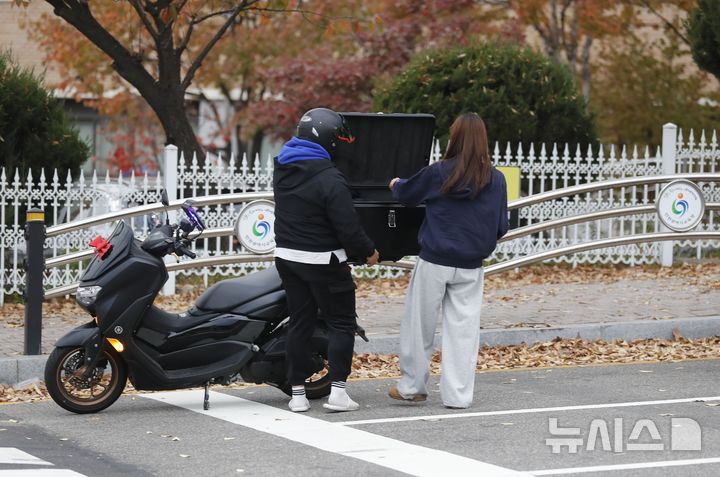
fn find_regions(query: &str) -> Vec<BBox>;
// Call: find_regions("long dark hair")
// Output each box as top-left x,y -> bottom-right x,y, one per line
440,113 -> 492,197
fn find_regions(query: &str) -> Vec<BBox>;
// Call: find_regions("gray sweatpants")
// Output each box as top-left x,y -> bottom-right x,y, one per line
397,258 -> 484,408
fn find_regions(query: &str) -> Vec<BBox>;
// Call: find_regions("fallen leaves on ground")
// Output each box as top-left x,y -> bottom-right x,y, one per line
0,382 -> 49,404
349,333 -> 720,379
0,378 -> 265,405
3,334 -> 720,403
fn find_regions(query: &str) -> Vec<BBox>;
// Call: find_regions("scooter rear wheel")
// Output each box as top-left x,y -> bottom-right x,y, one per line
303,354 -> 332,400
45,346 -> 127,414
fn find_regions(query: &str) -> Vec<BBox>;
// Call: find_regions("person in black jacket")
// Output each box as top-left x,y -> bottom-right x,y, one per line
273,107 -> 379,413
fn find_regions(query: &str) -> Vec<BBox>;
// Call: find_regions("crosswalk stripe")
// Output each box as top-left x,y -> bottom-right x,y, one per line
0,448 -> 52,466
142,390 -> 530,477
339,395 -> 720,426
0,470 -> 87,476
528,456 -> 720,475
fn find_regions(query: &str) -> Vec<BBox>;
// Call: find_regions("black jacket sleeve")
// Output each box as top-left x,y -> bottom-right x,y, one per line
497,175 -> 509,240
324,172 -> 375,259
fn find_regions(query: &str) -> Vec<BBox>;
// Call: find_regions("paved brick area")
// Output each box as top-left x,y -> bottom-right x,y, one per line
2,271 -> 718,357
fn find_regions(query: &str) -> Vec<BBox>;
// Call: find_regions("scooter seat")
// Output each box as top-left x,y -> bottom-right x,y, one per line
194,266 -> 283,313
142,305 -> 212,333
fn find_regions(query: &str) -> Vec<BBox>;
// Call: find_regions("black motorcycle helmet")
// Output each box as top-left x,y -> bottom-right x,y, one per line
296,107 -> 354,157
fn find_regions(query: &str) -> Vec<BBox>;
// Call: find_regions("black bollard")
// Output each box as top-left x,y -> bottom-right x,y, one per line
23,208 -> 45,355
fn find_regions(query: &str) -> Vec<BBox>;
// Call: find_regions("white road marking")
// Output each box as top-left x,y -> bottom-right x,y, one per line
0,471 -> 86,476
528,456 -> 720,475
339,396 -> 720,426
142,390 -> 530,477
0,448 -> 52,466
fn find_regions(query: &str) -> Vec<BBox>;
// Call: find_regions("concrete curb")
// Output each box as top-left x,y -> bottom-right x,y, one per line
2,316 -> 719,385
0,355 -> 47,387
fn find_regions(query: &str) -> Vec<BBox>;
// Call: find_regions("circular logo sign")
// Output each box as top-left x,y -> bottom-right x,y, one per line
234,200 -> 276,254
655,180 -> 705,232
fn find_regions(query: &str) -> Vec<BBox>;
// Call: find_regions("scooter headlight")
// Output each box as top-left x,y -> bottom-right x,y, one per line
76,286 -> 102,309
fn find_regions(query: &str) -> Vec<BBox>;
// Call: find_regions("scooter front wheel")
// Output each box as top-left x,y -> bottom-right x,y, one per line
45,346 -> 127,414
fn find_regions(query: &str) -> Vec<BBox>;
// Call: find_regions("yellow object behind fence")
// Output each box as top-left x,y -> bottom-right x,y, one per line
497,166 -> 521,202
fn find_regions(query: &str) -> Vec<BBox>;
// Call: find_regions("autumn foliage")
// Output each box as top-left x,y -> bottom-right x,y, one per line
18,0 -> 717,165
245,0 -> 508,140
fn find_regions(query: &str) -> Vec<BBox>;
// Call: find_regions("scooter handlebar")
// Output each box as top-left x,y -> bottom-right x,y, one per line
175,243 -> 196,259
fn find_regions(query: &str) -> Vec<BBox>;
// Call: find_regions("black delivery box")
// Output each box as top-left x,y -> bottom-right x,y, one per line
334,113 -> 436,262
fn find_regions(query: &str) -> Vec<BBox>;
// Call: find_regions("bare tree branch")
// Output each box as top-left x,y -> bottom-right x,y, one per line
580,35 -> 593,101
176,0 -> 189,12
153,0 -> 173,11
639,0 -> 689,45
246,5 -> 358,22
127,0 -> 158,39
177,16 -> 195,56
44,0 -> 158,96
182,0 -> 259,90
548,0 -> 560,58
559,0 -> 570,57
532,21 -> 552,54
192,8 -> 239,25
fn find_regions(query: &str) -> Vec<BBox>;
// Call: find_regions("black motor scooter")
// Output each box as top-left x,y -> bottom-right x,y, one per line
45,193 -> 361,414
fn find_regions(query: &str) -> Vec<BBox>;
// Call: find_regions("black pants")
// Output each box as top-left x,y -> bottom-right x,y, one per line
276,257 -> 357,385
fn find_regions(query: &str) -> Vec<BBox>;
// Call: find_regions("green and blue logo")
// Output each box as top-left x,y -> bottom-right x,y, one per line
671,193 -> 689,216
252,213 -> 271,239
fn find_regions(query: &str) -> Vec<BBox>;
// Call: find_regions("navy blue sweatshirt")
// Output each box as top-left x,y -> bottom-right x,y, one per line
392,159 -> 509,269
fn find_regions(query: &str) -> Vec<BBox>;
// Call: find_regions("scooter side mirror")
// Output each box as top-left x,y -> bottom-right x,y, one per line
182,200 -> 205,231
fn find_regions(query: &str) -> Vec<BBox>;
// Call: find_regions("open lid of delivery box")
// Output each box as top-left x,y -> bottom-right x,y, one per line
335,113 -> 435,200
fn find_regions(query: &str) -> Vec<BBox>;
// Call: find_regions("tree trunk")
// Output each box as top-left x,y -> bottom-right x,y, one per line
45,0 -> 206,165
566,7 -> 579,87
580,36 -> 593,102
130,80 -> 203,163
250,129 -> 265,163
155,101 -> 203,162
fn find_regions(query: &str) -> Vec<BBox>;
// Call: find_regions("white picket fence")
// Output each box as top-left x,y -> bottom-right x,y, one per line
1,123 -> 718,303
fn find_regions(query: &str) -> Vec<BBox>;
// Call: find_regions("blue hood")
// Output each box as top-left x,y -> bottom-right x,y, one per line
278,137 -> 330,164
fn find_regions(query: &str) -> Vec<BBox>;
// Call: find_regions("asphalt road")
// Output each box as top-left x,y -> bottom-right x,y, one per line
2,360 -> 720,477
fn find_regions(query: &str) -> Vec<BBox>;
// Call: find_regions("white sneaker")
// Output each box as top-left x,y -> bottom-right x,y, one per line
323,389 -> 360,412
288,395 -> 310,412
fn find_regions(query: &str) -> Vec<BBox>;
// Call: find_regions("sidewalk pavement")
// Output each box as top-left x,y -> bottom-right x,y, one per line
1,268 -> 719,384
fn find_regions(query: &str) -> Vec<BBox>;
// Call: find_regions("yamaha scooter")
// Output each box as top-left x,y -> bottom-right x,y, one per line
45,192 -> 358,414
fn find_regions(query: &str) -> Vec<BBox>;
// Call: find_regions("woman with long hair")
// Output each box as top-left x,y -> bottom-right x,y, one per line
388,113 -> 508,409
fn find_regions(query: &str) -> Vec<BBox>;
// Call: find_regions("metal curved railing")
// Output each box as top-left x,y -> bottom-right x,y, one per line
387,231 -> 720,273
501,203 -> 720,242
507,173 -> 719,210
46,191 -> 274,237
42,173 -> 720,299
